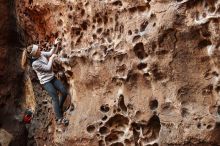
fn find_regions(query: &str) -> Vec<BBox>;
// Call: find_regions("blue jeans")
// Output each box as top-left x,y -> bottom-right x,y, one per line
43,77 -> 67,119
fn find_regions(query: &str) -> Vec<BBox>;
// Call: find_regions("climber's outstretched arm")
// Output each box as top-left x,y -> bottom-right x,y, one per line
32,54 -> 57,71
41,45 -> 56,57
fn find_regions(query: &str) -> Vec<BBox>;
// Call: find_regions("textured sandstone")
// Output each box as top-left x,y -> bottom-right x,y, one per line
1,0 -> 220,146
0,129 -> 13,146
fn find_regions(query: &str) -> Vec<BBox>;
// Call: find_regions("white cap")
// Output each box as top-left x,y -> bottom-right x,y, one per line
31,44 -> 39,55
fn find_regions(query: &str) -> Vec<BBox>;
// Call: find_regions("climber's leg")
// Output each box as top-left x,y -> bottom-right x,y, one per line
53,78 -> 68,110
51,78 -> 69,126
43,81 -> 62,119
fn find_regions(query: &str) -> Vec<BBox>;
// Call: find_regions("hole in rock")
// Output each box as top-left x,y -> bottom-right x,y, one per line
197,122 -> 201,129
142,115 -> 161,139
97,28 -> 103,34
144,72 -> 150,78
151,41 -> 157,51
149,99 -> 158,110
132,122 -> 141,131
134,29 -> 139,34
150,13 -> 156,18
57,19 -> 63,26
29,0 -> 33,4
102,115 -> 108,121
146,143 -> 159,146
118,95 -> 127,112
127,104 -> 133,110
177,86 -> 190,98
97,18 -> 103,24
198,39 -> 212,49
115,14 -> 119,21
126,71 -> 139,84
102,29 -> 110,36
81,9 -> 85,16
99,126 -> 109,135
106,114 -> 129,128
112,1 -> 122,6
186,0 -> 202,9
103,15 -> 108,24
87,125 -> 95,133
129,7 -> 137,13
140,20 -> 148,32
216,6 -> 220,14
207,125 -> 212,129
99,140 -> 105,146
93,17 -> 96,23
135,111 -> 142,119
62,53 -> 68,58
93,34 -> 97,39
128,30 -> 132,35
110,142 -> 124,146
200,27 -> 211,37
208,7 -> 216,13
71,27 -> 81,36
114,54 -> 127,62
137,4 -> 149,12
217,106 -> 220,115
152,67 -> 165,81
215,85 -> 220,93
124,139 -> 132,145
137,63 -> 147,70
65,70 -> 73,77
132,35 -> 141,42
212,71 -> 218,77
133,127 -> 140,144
68,14 -> 72,19
200,56 -> 210,62
81,21 -> 88,30
119,25 -> 124,33
100,104 -> 110,113
155,50 -> 169,55
181,107 -> 189,117
133,42 -> 147,59
105,133 -> 118,143
110,17 -> 113,22
76,34 -> 83,44
69,6 -> 73,11
117,34 -> 121,39
117,108 -> 121,112
107,37 -> 112,43
202,85 -> 213,95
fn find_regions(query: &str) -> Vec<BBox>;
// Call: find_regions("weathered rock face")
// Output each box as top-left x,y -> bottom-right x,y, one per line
2,0 -> 220,145
0,0 -> 30,146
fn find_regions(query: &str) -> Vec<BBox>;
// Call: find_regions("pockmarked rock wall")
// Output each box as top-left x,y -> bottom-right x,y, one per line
0,0 -> 32,145
14,0 -> 220,145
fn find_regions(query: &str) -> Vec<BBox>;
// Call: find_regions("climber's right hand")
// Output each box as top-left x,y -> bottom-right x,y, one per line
51,54 -> 57,60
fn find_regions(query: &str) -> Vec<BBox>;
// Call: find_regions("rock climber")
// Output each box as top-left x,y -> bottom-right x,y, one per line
26,42 -> 69,126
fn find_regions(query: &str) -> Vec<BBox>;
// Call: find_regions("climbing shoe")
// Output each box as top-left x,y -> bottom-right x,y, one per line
62,118 -> 69,126
56,117 -> 69,126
